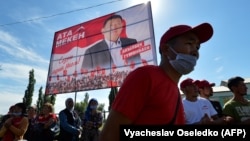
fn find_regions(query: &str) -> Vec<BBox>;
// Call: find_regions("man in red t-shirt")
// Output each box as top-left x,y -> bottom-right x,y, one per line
99,23 -> 214,141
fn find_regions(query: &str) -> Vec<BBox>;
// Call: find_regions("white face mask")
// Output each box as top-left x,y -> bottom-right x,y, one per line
169,47 -> 197,74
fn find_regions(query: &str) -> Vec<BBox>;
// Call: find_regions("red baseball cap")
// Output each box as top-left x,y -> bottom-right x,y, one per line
180,78 -> 196,89
160,23 -> 213,51
195,80 -> 215,88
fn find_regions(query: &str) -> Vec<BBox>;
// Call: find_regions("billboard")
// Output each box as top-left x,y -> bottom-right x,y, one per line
45,2 -> 157,95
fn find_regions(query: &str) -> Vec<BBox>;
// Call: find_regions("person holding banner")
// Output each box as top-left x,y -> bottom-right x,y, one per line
82,14 -> 141,70
99,22 -> 214,141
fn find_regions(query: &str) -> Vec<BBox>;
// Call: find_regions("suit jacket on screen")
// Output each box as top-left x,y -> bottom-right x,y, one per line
82,37 -> 141,70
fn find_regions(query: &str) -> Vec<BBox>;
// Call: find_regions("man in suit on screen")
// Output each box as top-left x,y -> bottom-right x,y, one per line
82,14 -> 141,70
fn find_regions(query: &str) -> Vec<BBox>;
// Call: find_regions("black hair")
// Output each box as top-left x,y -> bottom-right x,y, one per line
227,76 -> 244,91
87,98 -> 98,107
103,14 -> 123,27
84,98 -> 99,121
15,102 -> 27,115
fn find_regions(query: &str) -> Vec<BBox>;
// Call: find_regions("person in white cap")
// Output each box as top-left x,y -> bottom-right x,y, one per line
58,98 -> 82,141
100,23 -> 214,141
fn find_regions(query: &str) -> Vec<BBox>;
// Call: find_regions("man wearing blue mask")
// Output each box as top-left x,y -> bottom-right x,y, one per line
100,23 -> 213,141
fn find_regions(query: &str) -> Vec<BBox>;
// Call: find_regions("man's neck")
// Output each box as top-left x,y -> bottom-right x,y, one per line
186,96 -> 198,102
159,60 -> 181,84
200,94 -> 209,99
233,95 -> 248,104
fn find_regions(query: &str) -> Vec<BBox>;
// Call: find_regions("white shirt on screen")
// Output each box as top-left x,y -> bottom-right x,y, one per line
105,38 -> 125,66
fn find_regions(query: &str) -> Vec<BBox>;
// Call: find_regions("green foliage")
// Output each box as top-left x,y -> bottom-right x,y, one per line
108,87 -> 118,111
98,103 -> 105,111
74,93 -> 105,117
50,95 -> 56,105
75,93 -> 89,114
83,93 -> 89,105
21,69 -> 109,116
35,86 -> 57,114
36,87 -> 44,114
23,69 -> 36,108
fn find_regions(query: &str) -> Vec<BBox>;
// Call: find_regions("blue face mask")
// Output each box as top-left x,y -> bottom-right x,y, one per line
12,112 -> 22,116
169,47 -> 197,74
90,105 -> 97,110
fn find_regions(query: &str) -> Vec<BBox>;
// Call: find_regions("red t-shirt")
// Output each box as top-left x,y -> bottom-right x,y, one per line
112,65 -> 185,125
37,113 -> 57,124
2,117 -> 23,141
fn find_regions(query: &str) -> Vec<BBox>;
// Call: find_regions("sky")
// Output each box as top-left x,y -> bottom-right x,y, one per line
1,0 -> 250,115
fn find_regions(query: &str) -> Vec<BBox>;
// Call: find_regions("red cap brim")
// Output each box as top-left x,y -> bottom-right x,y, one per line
160,23 -> 213,49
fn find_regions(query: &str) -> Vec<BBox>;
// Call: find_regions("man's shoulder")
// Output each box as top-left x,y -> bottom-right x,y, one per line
120,37 -> 137,46
197,97 -> 214,105
209,99 -> 221,104
198,97 -> 209,101
120,37 -> 137,41
223,99 -> 235,107
59,108 -> 67,114
126,65 -> 168,82
92,40 -> 106,46
85,40 -> 108,52
132,65 -> 159,73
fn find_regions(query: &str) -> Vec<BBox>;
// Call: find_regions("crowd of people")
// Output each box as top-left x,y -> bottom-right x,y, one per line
1,22 -> 250,141
1,79 -> 248,141
99,22 -> 250,141
46,70 -> 131,94
181,76 -> 249,125
0,98 -> 103,141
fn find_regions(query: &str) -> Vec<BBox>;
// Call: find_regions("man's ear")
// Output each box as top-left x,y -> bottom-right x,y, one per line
231,86 -> 237,93
160,44 -> 170,56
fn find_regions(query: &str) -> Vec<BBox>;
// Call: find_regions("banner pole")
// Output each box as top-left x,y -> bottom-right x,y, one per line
74,91 -> 77,107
